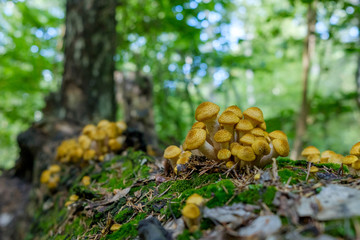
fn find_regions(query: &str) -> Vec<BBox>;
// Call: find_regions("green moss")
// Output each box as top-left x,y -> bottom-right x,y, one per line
324,218 -> 359,238
200,218 -> 215,230
105,213 -> 147,239
177,230 -> 202,240
231,184 -> 276,206
114,207 -> 135,223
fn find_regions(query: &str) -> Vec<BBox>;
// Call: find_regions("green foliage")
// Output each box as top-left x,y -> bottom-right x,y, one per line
105,213 -> 147,240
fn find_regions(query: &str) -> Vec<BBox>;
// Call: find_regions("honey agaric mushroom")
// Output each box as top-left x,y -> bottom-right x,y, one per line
259,122 -> 266,131
252,138 -> 271,165
350,142 -> 360,157
250,128 -> 265,138
40,170 -> 51,184
328,154 -> 343,164
83,149 -> 96,161
243,107 -> 264,127
342,155 -> 358,165
310,166 -> 319,173
224,105 -> 243,118
260,138 -> 290,167
217,149 -> 232,162
110,223 -> 122,232
231,143 -> 243,165
237,146 -> 256,162
307,154 -> 320,164
214,129 -> 232,149
177,151 -> 192,172
108,138 -> 122,151
352,160 -> 360,170
191,121 -> 206,130
48,164 -> 61,173
218,111 -> 240,136
163,145 -> 182,169
97,119 -> 110,129
268,130 -> 288,141
226,161 -> 235,169
235,119 -> 254,141
186,193 -> 205,208
239,133 -> 256,146
184,128 -> 217,160
103,122 -> 118,138
195,102 -> 220,146
78,135 -> 92,150
301,146 -> 320,159
301,146 -> 321,181
82,124 -> 96,136
182,203 -> 201,232
82,176 -> 91,186
320,150 -> 336,163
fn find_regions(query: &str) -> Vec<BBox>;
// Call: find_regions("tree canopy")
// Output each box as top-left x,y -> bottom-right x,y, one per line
0,0 -> 359,169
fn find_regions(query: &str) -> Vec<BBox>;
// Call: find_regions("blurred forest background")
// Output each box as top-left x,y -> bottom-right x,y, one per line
1,0 -> 360,170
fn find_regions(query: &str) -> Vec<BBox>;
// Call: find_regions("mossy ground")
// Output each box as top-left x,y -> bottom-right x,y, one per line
28,153 -> 359,239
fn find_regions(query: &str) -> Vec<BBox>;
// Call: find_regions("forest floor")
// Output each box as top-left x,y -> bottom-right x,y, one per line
25,149 -> 360,240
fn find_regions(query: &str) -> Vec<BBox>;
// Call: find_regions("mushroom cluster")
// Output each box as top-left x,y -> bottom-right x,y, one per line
181,193 -> 205,232
56,120 -> 127,165
301,141 -> 360,175
40,164 -> 61,189
164,102 -> 290,174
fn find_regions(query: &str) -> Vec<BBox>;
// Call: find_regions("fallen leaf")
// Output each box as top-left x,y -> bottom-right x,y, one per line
238,215 -> 282,237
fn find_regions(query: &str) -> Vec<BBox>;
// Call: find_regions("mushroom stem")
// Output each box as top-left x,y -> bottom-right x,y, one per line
203,118 -> 221,149
198,141 -> 217,160
259,143 -> 278,167
305,162 -> 311,182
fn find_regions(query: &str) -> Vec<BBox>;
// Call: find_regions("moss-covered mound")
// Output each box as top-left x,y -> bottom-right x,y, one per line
27,150 -> 359,240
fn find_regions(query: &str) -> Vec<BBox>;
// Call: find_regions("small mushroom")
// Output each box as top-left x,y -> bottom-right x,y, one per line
231,142 -> 243,164
217,149 -> 232,162
235,119 -> 254,141
116,121 -> 127,135
218,111 -> 240,138
163,145 -> 182,169
214,129 -> 232,149
301,146 -> 320,182
82,124 -> 97,136
239,133 -> 256,146
186,193 -> 205,208
320,150 -> 336,163
83,149 -> 96,161
195,102 -> 221,147
226,161 -> 235,169
78,135 -> 92,150
268,130 -> 288,141
260,138 -> 290,167
82,176 -> 91,186
176,151 -> 192,173
252,138 -> 271,166
224,105 -> 243,118
237,146 -> 256,168
182,203 -> 201,232
309,166 -> 319,173
350,142 -> 360,157
243,107 -> 264,127
183,128 -> 217,160
48,164 -> 61,173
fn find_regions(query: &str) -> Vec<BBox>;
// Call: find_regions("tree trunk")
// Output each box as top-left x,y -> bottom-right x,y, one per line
356,55 -> 360,108
61,0 -> 117,124
291,1 -> 317,160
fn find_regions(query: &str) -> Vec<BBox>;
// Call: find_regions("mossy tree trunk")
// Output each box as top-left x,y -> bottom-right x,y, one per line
61,0 -> 117,124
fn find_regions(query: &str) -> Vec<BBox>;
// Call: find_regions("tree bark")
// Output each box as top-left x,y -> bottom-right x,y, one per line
291,1 -> 317,160
61,0 -> 117,124
356,55 -> 360,108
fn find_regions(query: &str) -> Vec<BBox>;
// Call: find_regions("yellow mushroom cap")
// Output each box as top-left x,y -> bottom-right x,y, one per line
78,135 -> 92,150
273,139 -> 290,157
237,146 -> 256,162
328,154 -> 343,164
307,154 -> 320,163
310,166 -> 319,173
97,119 -> 110,129
163,145 -> 182,159
83,149 -> 96,161
258,122 -> 266,131
177,151 -> 192,164
229,142 -> 240,150
239,133 -> 256,146
301,146 -> 320,157
243,107 -> 264,125
104,122 -> 118,138
182,203 -> 201,219
231,144 -> 243,157
214,129 -> 232,143
195,102 -> 220,122
91,129 -> 106,141
69,194 -> 79,201
183,129 -> 207,150
342,155 -> 358,165
40,170 -> 51,184
186,193 -> 205,207
252,139 -> 270,156
250,128 -> 265,137
48,164 -> 61,173
235,119 -> 254,132
352,160 -> 360,170
321,150 -> 336,160
350,142 -> 360,156
108,138 -> 122,151
224,105 -> 243,118
226,161 -> 235,169
110,223 -> 122,231
268,130 -> 288,141
191,122 -> 206,130
65,200 -> 74,207
82,124 -> 96,136
82,176 -> 91,186
217,149 -> 231,161
218,111 -> 240,126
